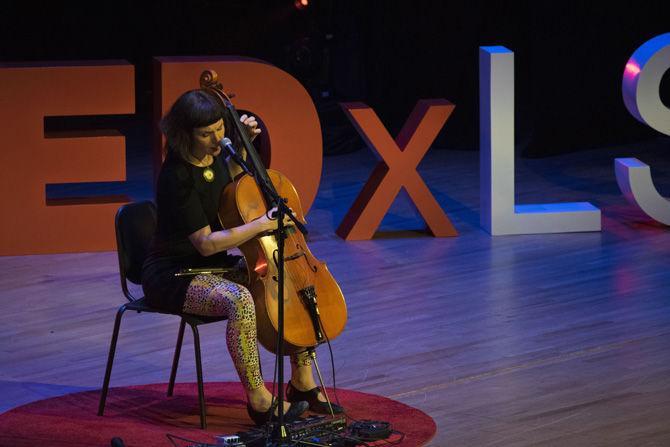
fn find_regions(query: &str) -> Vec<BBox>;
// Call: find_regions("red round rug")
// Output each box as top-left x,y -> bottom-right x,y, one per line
0,382 -> 436,447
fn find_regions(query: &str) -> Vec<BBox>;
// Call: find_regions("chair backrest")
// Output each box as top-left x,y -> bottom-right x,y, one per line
115,201 -> 157,298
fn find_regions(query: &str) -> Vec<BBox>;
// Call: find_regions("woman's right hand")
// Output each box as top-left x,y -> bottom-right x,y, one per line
254,206 -> 295,234
189,207 -> 295,257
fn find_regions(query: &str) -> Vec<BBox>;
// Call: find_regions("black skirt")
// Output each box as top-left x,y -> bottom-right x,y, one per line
141,248 -> 238,313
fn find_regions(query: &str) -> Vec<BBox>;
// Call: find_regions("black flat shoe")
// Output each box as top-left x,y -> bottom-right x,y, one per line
246,400 -> 309,426
286,380 -> 344,414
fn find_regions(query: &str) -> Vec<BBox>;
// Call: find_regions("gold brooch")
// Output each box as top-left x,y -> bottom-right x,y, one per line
203,167 -> 215,182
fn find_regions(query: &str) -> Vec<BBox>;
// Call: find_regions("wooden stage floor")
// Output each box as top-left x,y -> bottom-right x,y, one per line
2,138 -> 670,446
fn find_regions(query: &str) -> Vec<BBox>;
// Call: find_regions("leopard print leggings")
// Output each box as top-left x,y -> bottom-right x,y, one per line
183,264 -> 314,391
183,268 -> 264,390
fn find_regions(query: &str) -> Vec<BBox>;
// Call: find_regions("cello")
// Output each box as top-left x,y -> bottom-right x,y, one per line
199,70 -> 348,355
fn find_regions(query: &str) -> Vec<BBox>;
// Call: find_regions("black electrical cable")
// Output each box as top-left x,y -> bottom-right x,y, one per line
316,315 -> 406,445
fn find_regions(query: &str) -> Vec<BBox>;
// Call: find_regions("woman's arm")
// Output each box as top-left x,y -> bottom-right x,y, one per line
226,114 -> 260,179
188,207 -> 290,257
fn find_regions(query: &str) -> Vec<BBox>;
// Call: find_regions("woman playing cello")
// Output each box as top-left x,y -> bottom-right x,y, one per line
141,89 -> 343,425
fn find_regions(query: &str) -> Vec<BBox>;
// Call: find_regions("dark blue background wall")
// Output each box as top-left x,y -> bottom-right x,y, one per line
2,0 -> 669,157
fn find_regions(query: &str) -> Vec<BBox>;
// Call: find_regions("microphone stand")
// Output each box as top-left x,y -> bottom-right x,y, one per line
222,143 -> 307,445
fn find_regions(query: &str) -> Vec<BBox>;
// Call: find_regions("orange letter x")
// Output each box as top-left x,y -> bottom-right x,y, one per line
336,99 -> 458,240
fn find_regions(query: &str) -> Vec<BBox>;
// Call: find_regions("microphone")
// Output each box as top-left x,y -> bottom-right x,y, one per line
219,137 -> 253,176
219,137 -> 237,158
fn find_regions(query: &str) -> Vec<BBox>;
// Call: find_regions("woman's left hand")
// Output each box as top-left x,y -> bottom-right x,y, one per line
240,114 -> 261,141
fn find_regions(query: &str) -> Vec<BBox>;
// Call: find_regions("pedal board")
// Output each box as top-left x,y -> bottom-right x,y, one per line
237,415 -> 347,446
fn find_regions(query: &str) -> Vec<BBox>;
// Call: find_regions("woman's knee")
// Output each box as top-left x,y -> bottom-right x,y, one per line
236,286 -> 255,313
214,282 -> 255,319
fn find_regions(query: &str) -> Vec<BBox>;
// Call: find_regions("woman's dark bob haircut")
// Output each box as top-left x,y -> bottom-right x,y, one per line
160,89 -> 235,161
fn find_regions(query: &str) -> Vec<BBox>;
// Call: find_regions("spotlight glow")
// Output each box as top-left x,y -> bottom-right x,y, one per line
294,0 -> 309,9
624,62 -> 641,77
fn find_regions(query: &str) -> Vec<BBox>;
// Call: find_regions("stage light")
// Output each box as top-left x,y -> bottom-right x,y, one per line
294,0 -> 309,10
625,62 -> 641,77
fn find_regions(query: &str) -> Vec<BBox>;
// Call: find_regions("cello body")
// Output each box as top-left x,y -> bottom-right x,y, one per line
219,169 -> 348,354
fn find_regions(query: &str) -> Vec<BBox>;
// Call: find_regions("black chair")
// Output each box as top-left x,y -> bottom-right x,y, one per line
98,200 -> 228,429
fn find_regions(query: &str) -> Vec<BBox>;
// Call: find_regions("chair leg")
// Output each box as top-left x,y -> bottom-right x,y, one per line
98,304 -> 127,416
190,323 -> 207,430
168,319 -> 187,397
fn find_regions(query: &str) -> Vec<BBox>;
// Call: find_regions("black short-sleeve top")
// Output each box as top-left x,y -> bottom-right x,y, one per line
141,151 -> 237,312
